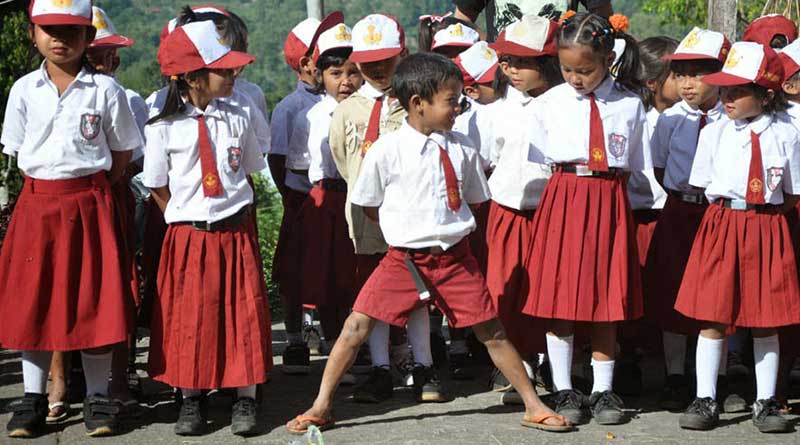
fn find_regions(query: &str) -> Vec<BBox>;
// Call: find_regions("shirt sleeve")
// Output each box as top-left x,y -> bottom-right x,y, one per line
627,102 -> 651,171
1,81 -> 26,155
286,111 -> 311,170
329,106 -> 349,182
460,141 -> 491,204
650,113 -> 671,169
241,118 -> 268,175
248,105 -> 271,155
104,83 -> 143,152
142,123 -> 169,188
783,131 -> 800,195
350,140 -> 386,207
689,125 -> 715,189
268,100 -> 289,155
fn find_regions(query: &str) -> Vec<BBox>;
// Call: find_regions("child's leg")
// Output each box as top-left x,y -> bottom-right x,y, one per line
283,296 -> 304,346
695,325 -> 726,399
590,322 -> 616,394
109,341 -> 133,401
752,328 -> 779,401
47,351 -> 69,413
318,305 -> 343,351
546,320 -> 575,391
81,346 -> 114,397
368,321 -> 391,368
23,351 -> 53,395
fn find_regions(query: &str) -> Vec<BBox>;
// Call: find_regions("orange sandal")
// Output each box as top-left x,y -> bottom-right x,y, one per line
287,415 -> 335,434
521,413 -> 574,432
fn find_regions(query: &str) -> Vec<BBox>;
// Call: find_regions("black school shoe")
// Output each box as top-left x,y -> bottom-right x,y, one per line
83,394 -> 120,437
174,395 -> 207,436
589,391 -> 626,425
752,397 -> 793,433
231,397 -> 259,436
679,397 -> 719,431
448,352 -> 476,380
353,367 -> 393,403
552,389 -> 589,425
412,365 -> 447,402
6,393 -> 47,438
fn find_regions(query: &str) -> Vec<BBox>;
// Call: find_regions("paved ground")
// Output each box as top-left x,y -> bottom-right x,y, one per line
1,323 -> 799,444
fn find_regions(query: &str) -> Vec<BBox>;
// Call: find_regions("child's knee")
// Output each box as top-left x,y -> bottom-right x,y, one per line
341,313 -> 374,345
473,318 -> 506,345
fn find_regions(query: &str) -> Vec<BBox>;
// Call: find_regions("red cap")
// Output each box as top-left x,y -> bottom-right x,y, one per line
350,14 -> 406,63
743,14 -> 798,48
702,42 -> 784,91
490,15 -> 557,58
157,20 -> 254,76
30,0 -> 93,26
779,38 -> 800,80
454,41 -> 498,86
307,11 -> 345,61
283,17 -> 321,69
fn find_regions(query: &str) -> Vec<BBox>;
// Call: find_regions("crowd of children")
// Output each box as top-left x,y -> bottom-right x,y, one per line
3,0 -> 800,439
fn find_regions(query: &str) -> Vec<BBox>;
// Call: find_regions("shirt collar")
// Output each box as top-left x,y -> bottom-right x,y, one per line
579,75 -> 615,103
183,98 -> 224,119
679,100 -> 724,118
320,94 -> 339,115
358,81 -> 385,100
400,120 -> 448,154
35,60 -> 94,88
505,85 -> 533,105
734,112 -> 773,135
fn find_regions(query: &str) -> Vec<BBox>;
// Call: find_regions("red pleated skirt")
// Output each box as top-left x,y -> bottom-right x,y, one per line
485,201 -> 545,356
0,173 -> 131,350
632,209 -> 660,268
271,188 -> 308,296
675,203 -> 800,328
522,172 -> 643,322
296,185 -> 357,307
468,202 -> 490,275
643,197 -> 706,334
148,220 -> 273,389
111,179 -> 140,307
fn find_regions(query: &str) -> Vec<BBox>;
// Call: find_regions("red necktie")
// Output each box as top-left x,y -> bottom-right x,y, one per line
361,96 -> 383,158
438,144 -> 461,212
587,93 -> 609,172
197,115 -> 223,197
697,113 -> 707,143
746,130 -> 765,205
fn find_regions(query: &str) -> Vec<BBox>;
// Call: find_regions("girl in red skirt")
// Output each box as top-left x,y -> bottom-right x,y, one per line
142,20 -> 271,437
522,12 -> 648,426
0,0 -> 143,438
674,41 -> 800,434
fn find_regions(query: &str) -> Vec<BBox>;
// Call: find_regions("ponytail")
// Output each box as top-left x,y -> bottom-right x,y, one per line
145,76 -> 186,125
638,36 -> 678,111
612,32 -> 643,97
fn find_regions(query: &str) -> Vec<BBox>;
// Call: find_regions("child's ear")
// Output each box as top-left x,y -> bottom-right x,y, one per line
464,85 -> 481,101
499,61 -> 511,76
645,78 -> 659,93
410,94 -> 424,113
299,56 -> 316,75
606,51 -> 615,68
783,80 -> 800,96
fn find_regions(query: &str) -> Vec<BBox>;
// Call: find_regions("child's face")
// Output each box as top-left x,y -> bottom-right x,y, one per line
674,69 -> 719,110
417,78 -> 463,132
323,60 -> 363,102
500,56 -> 548,95
558,45 -> 612,95
657,72 -> 681,107
357,55 -> 402,91
720,85 -> 768,120
86,47 -> 119,75
205,68 -> 238,99
32,25 -> 93,67
464,83 -> 496,105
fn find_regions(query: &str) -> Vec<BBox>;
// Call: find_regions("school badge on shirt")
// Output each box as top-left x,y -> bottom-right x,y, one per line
80,113 -> 101,140
767,167 -> 784,192
608,133 -> 627,159
228,146 -> 242,172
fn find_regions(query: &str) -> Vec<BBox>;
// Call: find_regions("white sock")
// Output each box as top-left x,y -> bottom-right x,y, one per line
302,310 -> 314,326
591,359 -> 615,393
22,351 -> 53,394
450,339 -> 469,355
718,339 -> 728,377
407,307 -> 432,367
81,351 -> 112,397
182,388 -> 202,398
695,336 -> 724,399
237,385 -> 257,400
662,331 -> 687,376
287,332 -> 304,345
522,360 -> 535,380
546,334 -> 574,391
368,321 -> 391,368
753,335 -> 780,401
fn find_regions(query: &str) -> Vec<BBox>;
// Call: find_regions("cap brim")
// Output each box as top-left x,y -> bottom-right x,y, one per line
489,40 -> 552,57
314,45 -> 353,62
91,35 -> 135,48
701,71 -> 751,87
32,14 -> 92,26
431,41 -> 474,51
475,63 -> 499,84
207,51 -> 256,70
350,46 -> 403,63
662,53 -> 722,62
308,11 -> 345,56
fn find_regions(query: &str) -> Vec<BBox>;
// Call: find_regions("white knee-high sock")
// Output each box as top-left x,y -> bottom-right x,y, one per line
546,334 -> 574,391
22,351 -> 53,395
81,351 -> 112,397
237,385 -> 257,400
407,307 -> 432,367
753,335 -> 780,401
662,331 -> 686,376
695,336 -> 724,399
591,358 -> 615,393
368,321 -> 391,368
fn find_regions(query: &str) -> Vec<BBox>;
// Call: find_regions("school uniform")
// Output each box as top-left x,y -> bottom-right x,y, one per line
523,76 -> 650,322
0,63 -> 142,350
780,102 -> 800,358
142,98 -> 272,389
350,121 -> 497,328
675,113 -> 800,327
644,100 -> 726,334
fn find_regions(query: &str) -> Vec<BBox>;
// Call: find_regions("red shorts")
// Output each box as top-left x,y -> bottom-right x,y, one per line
353,240 -> 497,328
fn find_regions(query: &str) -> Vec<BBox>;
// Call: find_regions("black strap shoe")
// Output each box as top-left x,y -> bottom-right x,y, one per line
83,394 -> 120,437
589,391 -> 626,425
6,393 -> 47,438
552,389 -> 589,425
752,397 -> 793,433
679,397 -> 720,431
353,367 -> 393,403
174,395 -> 207,436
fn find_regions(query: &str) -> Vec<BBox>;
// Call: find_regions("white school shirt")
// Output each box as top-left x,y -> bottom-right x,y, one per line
269,81 -> 321,193
1,63 -> 142,180
488,86 -> 552,210
530,76 -> 651,171
452,95 -> 492,168
782,101 -> 800,130
350,120 -> 491,250
125,88 -> 149,161
290,94 -> 341,183
690,113 -> 800,205
650,100 -> 726,193
627,108 -> 668,210
142,99 -> 266,224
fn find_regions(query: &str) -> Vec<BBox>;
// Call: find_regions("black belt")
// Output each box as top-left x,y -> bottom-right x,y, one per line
552,164 -> 624,178
174,207 -> 250,232
315,178 -> 347,192
393,245 -> 447,256
667,189 -> 708,205
717,199 -> 779,213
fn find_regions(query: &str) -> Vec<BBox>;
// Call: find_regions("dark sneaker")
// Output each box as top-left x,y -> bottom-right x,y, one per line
6,393 -> 47,438
613,361 -> 642,397
412,365 -> 447,403
281,343 -> 310,375
718,376 -> 748,413
679,397 -> 720,430
501,388 -> 524,405
659,374 -> 690,411
83,394 -> 120,437
174,395 -> 207,436
391,344 -> 414,387
231,397 -> 258,437
488,367 -> 512,392
589,391 -> 626,425
353,367 -> 393,403
552,389 -> 589,425
430,333 -> 448,369
449,352 -> 476,380
752,398 -> 792,433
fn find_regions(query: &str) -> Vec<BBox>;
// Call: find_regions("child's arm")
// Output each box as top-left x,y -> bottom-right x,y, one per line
268,103 -> 290,196
650,113 -> 671,189
108,150 -> 133,184
362,206 -> 380,223
104,83 -> 144,183
149,186 -> 171,213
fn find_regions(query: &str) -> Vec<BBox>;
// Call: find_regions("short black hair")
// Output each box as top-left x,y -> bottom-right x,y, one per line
669,59 -> 723,76
311,47 -> 354,95
392,52 -> 463,110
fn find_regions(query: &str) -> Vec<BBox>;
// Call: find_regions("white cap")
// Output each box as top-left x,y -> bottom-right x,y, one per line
315,23 -> 353,61
350,14 -> 405,63
431,23 -> 480,51
702,41 -> 783,91
30,0 -> 93,26
665,27 -> 731,63
490,15 -> 557,57
454,41 -> 498,86
91,6 -> 134,47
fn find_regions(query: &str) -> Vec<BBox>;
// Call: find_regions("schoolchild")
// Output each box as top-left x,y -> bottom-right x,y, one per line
742,14 -> 797,49
418,12 -> 480,56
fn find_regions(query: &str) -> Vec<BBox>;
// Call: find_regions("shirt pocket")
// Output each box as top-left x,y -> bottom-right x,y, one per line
74,108 -> 105,147
220,136 -> 245,176
764,156 -> 787,194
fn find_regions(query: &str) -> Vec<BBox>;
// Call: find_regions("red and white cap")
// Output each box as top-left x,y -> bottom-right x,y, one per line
157,20 -> 254,76
284,17 -> 320,69
778,38 -> 800,80
454,41 -> 498,86
90,6 -> 134,48
29,0 -> 93,26
431,23 -> 479,51
663,27 -> 731,63
350,14 -> 405,64
490,15 -> 557,58
743,14 -> 798,48
314,23 -> 353,62
702,41 -> 784,91
159,5 -> 229,43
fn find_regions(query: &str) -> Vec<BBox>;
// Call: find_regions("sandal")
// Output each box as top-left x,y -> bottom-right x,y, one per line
521,413 -> 574,432
286,414 -> 335,434
46,401 -> 70,423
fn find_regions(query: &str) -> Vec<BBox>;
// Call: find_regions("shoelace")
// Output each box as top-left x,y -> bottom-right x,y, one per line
180,399 -> 203,417
755,399 -> 782,421
235,399 -> 256,416
688,398 -> 715,417
594,391 -> 623,411
554,390 -> 581,409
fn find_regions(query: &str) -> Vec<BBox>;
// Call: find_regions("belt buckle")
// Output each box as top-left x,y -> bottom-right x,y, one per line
192,221 -> 211,231
730,199 -> 747,211
575,165 -> 592,177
